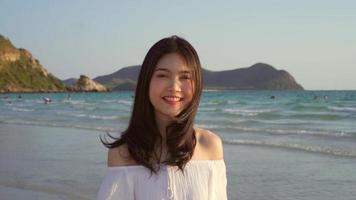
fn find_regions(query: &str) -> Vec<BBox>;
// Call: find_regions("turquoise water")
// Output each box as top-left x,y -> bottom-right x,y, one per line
1,91 -> 356,157
1,91 -> 356,199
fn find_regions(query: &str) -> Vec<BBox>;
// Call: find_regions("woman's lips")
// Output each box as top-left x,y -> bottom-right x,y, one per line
162,96 -> 183,105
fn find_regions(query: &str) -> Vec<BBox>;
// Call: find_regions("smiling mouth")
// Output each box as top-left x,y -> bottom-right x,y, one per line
162,96 -> 183,104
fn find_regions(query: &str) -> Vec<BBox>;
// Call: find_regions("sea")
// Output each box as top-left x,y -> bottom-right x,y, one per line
0,90 -> 356,200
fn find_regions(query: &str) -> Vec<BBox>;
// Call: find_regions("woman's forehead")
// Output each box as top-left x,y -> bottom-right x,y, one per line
155,53 -> 191,72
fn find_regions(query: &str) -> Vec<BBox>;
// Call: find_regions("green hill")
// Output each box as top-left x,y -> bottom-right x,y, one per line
0,34 -> 66,93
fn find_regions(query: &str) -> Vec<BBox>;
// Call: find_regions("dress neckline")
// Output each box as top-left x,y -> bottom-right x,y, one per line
107,159 -> 224,170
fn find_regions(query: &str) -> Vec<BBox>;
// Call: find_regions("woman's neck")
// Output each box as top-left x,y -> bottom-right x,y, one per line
155,114 -> 174,140
154,114 -> 174,162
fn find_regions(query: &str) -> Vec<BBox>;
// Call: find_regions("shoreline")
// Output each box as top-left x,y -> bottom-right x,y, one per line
0,185 -> 67,200
0,121 -> 115,134
1,122 -> 355,158
1,123 -> 356,200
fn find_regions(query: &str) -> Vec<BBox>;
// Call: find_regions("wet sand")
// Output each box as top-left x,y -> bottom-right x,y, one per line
1,123 -> 356,200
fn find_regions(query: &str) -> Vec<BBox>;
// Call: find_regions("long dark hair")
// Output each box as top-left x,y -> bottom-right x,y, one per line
101,35 -> 203,173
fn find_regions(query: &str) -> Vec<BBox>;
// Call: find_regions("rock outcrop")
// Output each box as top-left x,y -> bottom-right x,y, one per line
73,75 -> 108,92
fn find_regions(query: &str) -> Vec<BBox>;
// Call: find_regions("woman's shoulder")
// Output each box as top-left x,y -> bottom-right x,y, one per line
194,127 -> 224,160
107,144 -> 138,167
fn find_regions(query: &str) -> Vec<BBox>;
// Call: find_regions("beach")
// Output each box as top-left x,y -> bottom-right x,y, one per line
0,124 -> 103,200
1,90 -> 356,199
2,0 -> 356,198
1,123 -> 356,200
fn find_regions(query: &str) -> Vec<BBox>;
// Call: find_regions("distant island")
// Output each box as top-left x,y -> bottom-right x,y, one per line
91,63 -> 303,91
1,33 -> 303,93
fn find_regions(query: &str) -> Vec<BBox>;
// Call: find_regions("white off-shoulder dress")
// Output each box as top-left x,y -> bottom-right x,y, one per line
97,159 -> 227,200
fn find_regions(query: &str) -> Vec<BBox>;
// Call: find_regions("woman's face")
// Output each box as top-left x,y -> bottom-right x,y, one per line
149,53 -> 194,121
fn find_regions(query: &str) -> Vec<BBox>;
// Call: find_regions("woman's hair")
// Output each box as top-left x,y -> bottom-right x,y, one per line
101,35 -> 203,173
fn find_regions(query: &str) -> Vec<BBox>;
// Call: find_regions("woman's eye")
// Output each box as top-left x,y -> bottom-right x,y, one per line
156,74 -> 167,78
181,75 -> 191,80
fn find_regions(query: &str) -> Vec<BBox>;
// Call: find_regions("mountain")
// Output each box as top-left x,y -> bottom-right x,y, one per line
203,63 -> 303,90
94,65 -> 140,90
62,78 -> 78,86
0,33 -> 303,92
0,34 -> 66,93
94,63 -> 303,90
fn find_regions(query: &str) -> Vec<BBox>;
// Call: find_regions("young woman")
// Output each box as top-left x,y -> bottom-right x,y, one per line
97,36 -> 227,200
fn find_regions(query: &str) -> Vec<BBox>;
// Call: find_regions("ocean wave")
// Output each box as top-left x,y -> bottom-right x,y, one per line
117,100 -> 133,105
271,128 -> 350,137
195,119 -> 248,128
68,100 -> 96,106
88,115 -> 118,120
55,111 -> 87,118
200,100 -> 240,106
223,108 -> 274,116
12,107 -> 35,112
291,104 -> 327,111
200,101 -> 220,105
328,106 -> 356,112
227,100 -> 240,104
287,112 -> 348,121
234,125 -> 352,137
72,113 -> 87,118
223,139 -> 356,157
196,121 -> 353,138
0,121 -> 119,133
198,107 -> 221,112
55,111 -> 118,120
195,124 -> 221,129
101,100 -> 117,103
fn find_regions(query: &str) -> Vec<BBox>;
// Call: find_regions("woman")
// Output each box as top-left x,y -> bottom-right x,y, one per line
97,35 -> 227,200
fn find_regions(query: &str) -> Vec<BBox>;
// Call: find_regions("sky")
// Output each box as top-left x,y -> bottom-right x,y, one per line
1,0 -> 355,90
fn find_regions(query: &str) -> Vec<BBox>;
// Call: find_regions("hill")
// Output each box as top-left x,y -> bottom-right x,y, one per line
0,34 -> 66,93
94,63 -> 304,90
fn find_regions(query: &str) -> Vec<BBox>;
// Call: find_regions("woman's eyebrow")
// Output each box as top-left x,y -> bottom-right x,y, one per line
154,68 -> 191,74
154,67 -> 170,72
179,70 -> 191,74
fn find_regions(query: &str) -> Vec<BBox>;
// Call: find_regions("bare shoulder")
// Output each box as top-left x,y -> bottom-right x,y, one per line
195,127 -> 224,160
107,144 -> 137,167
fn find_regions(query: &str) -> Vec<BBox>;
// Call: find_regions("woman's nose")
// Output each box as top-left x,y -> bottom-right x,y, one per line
168,77 -> 182,92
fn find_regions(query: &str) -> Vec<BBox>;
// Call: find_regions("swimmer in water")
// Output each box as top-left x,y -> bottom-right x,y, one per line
43,97 -> 52,104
